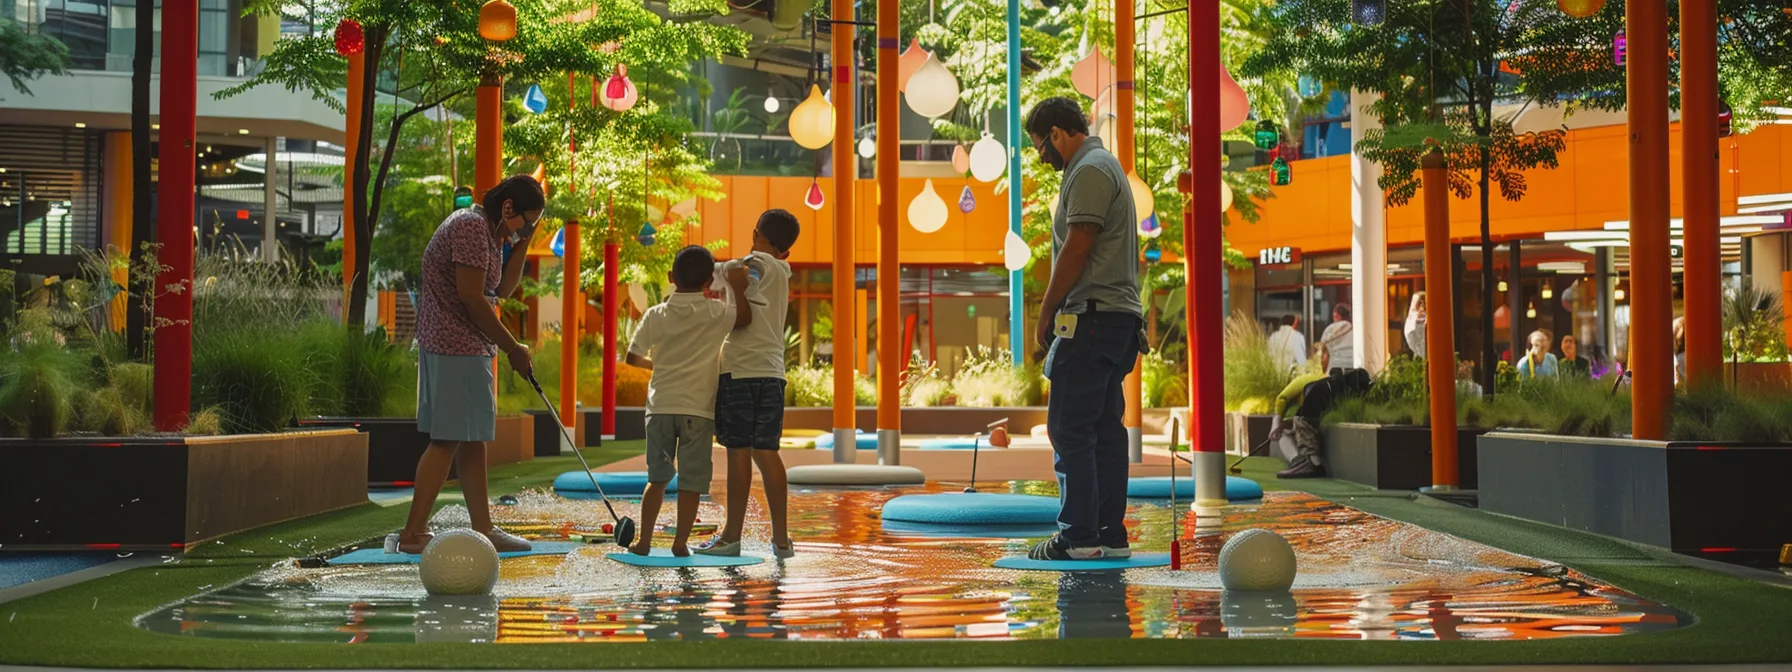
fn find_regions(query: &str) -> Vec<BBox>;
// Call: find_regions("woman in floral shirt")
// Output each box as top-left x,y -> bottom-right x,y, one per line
396,174 -> 542,554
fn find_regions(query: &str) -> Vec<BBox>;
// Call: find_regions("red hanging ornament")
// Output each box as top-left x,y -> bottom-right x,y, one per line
334,19 -> 365,56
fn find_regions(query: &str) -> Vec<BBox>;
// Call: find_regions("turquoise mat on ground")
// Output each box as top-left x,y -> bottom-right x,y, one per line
917,438 -> 981,450
327,541 -> 587,566
811,432 -> 879,450
1126,476 -> 1263,501
553,471 -> 676,496
993,553 -> 1171,571
879,519 -> 1059,538
880,492 -> 1060,525
606,550 -> 764,568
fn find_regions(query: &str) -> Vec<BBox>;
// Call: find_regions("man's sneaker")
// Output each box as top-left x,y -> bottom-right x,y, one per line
1100,543 -> 1132,559
694,538 -> 741,557
1276,461 -> 1326,479
1027,534 -> 1103,561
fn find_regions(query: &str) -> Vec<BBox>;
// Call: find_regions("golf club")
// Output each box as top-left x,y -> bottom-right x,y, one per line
1229,438 -> 1272,474
964,417 -> 1008,493
1167,417 -> 1182,570
524,372 -> 637,549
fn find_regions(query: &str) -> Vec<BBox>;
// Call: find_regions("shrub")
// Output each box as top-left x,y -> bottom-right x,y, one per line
187,406 -> 225,436
191,326 -> 316,434
341,326 -> 417,417
1141,350 -> 1186,408
951,347 -> 1040,407
1671,386 -> 1792,443
0,358 -> 75,438
1222,312 -> 1291,412
901,359 -> 952,407
110,362 -> 153,415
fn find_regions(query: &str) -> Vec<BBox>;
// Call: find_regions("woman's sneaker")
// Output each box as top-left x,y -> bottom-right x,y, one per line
1027,534 -> 1103,561
694,538 -> 741,557
483,528 -> 532,553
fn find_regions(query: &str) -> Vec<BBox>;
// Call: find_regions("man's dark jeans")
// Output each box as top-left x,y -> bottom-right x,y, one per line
1044,310 -> 1142,548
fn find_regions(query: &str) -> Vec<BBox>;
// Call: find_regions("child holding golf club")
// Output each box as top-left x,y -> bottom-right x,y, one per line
624,246 -> 749,557
700,209 -> 801,559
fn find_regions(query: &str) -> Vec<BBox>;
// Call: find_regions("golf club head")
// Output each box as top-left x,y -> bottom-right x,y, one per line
613,517 -> 638,549
961,487 -> 977,493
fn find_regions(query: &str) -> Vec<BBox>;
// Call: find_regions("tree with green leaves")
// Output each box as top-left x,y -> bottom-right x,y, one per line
0,18 -> 69,95
223,0 -> 746,326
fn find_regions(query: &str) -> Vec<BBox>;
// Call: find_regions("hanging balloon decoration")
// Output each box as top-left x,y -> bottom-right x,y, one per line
550,227 -> 566,258
1003,229 -> 1031,271
951,144 -> 971,175
969,132 -> 1006,183
1270,156 -> 1293,186
637,222 -> 657,247
1253,120 -> 1280,151
1127,172 -> 1154,224
1556,0 -> 1604,18
334,19 -> 365,55
600,64 -> 638,112
898,39 -> 931,92
1139,213 -> 1162,239
1071,48 -> 1115,99
958,185 -> 976,213
858,136 -> 877,159
763,90 -> 780,114
908,179 -> 949,233
804,180 -> 826,210
1143,241 -> 1162,264
789,85 -> 836,150
1218,64 -> 1251,132
523,84 -> 548,114
1220,178 -> 1234,212
905,55 -> 959,119
477,0 -> 516,41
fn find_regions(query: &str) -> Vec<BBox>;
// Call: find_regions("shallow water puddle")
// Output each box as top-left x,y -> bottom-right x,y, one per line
136,487 -> 1686,642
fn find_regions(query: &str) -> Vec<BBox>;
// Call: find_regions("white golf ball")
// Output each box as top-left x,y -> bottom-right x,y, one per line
1217,528 -> 1297,591
419,529 -> 500,596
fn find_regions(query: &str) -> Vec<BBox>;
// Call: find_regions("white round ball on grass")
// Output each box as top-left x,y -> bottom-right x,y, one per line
419,528 -> 500,596
1217,528 -> 1297,592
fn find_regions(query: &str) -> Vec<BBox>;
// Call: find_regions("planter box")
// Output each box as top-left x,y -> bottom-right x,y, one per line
1478,432 -> 1792,552
1,430 -> 367,550
300,417 -> 532,485
777,406 -> 1051,435
587,408 -> 647,441
1726,361 -> 1792,394
527,410 -> 590,455
1324,423 -> 1486,490
1226,413 -> 1275,457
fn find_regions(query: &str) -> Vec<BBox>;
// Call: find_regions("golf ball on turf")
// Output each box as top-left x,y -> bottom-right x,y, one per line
1217,528 -> 1297,591
419,529 -> 499,596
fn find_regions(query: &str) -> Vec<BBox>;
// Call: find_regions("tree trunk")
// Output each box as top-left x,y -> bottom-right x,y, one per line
344,28 -> 385,328
1479,136 -> 1496,396
125,0 -> 155,358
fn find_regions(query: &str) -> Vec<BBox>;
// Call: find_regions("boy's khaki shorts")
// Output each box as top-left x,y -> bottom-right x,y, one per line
645,414 -> 713,494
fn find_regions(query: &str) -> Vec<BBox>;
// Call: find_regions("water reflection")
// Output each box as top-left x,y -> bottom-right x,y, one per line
138,489 -> 1687,643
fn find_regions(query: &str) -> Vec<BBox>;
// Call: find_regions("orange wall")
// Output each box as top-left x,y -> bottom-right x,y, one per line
685,176 -> 1010,266
1227,122 -> 1792,256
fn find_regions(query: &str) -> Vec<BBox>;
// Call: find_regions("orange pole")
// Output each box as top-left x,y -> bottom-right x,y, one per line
106,132 -> 132,331
830,1 -> 857,460
1680,0 -> 1719,391
1116,0 -> 1142,460
561,219 -> 581,434
1421,151 -> 1458,489
475,73 -> 503,200
1628,0 -> 1671,439
875,0 -> 901,464
343,50 -> 364,318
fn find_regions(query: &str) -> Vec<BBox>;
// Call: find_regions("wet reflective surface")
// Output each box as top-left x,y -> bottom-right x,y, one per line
137,485 -> 1686,642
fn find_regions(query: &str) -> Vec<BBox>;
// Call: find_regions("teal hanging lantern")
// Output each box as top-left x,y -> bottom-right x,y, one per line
1271,156 -> 1293,186
637,222 -> 657,247
1143,241 -> 1161,264
1253,120 -> 1279,151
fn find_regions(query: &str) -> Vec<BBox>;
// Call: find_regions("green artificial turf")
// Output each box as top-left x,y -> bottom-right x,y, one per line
3,450 -> 1791,668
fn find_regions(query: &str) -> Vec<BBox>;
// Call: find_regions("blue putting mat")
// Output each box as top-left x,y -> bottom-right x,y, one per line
993,553 -> 1171,571
1126,476 -> 1264,501
553,471 -> 676,496
327,541 -> 588,566
811,432 -> 879,450
880,492 -> 1061,525
606,550 -> 764,568
917,438 -> 982,450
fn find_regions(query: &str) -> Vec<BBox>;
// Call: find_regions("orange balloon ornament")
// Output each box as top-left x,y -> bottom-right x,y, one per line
1071,48 -> 1115,99
1218,64 -> 1250,133
1556,0 -> 1604,18
898,39 -> 931,93
989,427 -> 1011,448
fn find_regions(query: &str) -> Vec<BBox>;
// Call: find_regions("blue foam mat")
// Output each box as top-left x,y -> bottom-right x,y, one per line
880,492 -> 1061,525
328,541 -> 588,566
607,550 -> 765,567
811,432 -> 880,450
917,438 -> 982,450
878,519 -> 1059,539
553,471 -> 676,496
1125,476 -> 1263,501
992,553 -> 1171,571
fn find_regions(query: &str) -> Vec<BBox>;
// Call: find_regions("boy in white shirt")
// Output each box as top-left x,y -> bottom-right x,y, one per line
699,210 -> 799,558
624,246 -> 749,557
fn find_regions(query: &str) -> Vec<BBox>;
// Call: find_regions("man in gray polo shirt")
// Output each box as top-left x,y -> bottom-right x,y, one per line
1025,96 -> 1145,561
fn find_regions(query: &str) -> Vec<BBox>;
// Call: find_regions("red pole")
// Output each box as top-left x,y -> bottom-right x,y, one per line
1680,0 -> 1720,391
1421,151 -> 1459,489
1188,0 -> 1224,506
874,0 -> 901,464
830,0 -> 857,460
152,0 -> 197,431
602,238 -> 619,438
1628,0 -> 1672,439
561,220 -> 581,425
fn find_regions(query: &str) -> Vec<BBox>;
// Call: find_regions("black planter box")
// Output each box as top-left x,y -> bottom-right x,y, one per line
1478,432 -> 1792,552
582,408 -> 646,441
1,430 -> 367,550
1324,423 -> 1486,490
528,409 -> 596,455
1228,413 -> 1275,456
297,417 -> 433,486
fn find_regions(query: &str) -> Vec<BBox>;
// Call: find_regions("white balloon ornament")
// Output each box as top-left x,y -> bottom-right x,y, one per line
1127,172 -> 1154,224
969,133 -> 1006,183
1003,229 -> 1030,271
858,136 -> 876,159
789,85 -> 835,150
419,529 -> 500,596
904,55 -> 959,119
763,95 -> 780,114
1217,528 -> 1297,592
908,179 -> 948,233
1220,179 -> 1234,212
